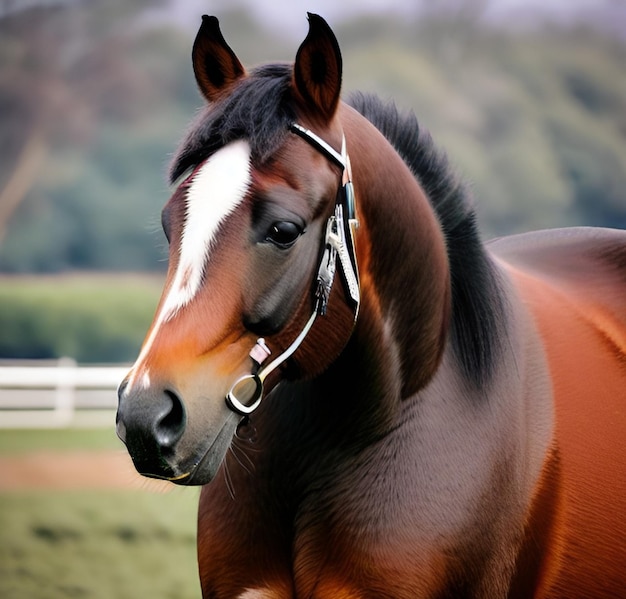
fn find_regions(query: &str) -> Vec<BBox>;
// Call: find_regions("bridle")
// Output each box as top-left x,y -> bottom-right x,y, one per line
225,124 -> 361,416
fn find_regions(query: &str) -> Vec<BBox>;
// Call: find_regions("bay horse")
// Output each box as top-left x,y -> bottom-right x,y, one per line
116,13 -> 626,598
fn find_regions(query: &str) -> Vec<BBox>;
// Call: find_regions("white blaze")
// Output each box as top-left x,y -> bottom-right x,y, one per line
162,139 -> 252,320
126,140 -> 252,389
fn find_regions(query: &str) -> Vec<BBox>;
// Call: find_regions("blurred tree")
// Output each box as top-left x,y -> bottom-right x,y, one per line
0,3 -> 290,272
0,0 -> 168,256
341,12 -> 626,236
0,0 -> 177,270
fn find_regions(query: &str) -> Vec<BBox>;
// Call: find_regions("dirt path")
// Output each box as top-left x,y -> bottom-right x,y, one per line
0,450 -> 172,492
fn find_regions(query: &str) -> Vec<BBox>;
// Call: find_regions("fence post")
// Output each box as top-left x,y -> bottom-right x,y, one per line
54,356 -> 77,426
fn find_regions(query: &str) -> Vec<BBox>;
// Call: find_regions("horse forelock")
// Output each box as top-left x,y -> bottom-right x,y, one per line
170,63 -> 296,184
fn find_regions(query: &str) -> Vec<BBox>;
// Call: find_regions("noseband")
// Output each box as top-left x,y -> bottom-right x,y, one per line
225,124 -> 361,416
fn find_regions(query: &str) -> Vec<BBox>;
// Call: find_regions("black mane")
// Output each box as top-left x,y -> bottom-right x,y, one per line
348,93 -> 506,386
170,64 -> 295,183
171,66 -> 506,386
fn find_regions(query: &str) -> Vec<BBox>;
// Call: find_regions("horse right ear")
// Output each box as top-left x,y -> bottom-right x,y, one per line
192,15 -> 245,102
292,13 -> 342,123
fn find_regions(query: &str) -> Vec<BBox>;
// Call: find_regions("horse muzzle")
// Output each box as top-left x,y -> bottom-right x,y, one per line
116,378 -> 238,485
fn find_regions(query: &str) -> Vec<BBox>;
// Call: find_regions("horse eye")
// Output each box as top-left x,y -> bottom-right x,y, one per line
265,221 -> 303,249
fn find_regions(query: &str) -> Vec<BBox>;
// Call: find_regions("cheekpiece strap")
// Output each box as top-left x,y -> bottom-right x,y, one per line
289,122 -> 360,320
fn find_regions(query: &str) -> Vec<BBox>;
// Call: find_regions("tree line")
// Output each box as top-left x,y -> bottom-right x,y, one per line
1,1 -> 625,273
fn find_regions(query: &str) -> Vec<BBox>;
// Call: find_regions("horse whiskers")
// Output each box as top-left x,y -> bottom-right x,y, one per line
222,455 -> 236,500
220,441 -> 258,500
229,440 -> 256,476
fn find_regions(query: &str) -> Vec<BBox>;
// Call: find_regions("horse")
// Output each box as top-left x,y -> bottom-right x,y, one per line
116,13 -> 626,598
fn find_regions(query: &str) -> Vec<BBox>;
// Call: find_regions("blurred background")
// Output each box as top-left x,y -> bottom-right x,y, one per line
1,0 -> 626,363
0,0 -> 625,597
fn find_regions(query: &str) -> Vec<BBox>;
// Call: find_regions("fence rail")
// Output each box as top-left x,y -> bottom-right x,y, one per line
0,359 -> 128,428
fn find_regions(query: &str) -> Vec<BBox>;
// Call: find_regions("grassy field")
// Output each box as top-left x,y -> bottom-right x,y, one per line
0,428 -> 122,455
0,428 -> 202,599
0,273 -> 163,363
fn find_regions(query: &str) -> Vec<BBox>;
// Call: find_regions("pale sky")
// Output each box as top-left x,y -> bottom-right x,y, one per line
159,0 -> 623,36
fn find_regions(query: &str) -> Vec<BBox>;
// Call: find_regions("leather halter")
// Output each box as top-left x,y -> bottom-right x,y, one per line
225,124 -> 360,416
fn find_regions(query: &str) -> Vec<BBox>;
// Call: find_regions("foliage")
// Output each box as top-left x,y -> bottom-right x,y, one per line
0,1 -> 186,272
0,275 -> 162,362
1,4 -> 625,268
0,123 -> 174,272
0,488 -> 201,599
341,18 -> 626,236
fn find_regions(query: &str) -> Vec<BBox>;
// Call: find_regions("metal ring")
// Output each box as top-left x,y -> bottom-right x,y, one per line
225,374 -> 264,415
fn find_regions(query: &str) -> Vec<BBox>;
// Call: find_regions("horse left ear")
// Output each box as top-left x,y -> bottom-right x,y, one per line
292,13 -> 343,122
192,15 -> 245,102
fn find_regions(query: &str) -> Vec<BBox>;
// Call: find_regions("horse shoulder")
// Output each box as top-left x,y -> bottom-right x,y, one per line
196,453 -> 297,598
490,227 -> 626,598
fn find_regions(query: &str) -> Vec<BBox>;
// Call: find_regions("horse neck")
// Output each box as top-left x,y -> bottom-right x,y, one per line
260,109 -> 452,466
341,106 -> 451,401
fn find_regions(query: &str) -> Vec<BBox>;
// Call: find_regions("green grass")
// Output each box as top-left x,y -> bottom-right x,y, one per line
0,428 -> 123,455
0,489 -> 202,599
0,273 -> 163,363
0,428 -> 203,598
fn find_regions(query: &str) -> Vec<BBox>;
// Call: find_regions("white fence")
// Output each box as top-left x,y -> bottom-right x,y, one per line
0,359 -> 128,428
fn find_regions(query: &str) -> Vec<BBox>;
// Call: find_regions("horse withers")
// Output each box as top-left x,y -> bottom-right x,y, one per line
116,13 -> 626,598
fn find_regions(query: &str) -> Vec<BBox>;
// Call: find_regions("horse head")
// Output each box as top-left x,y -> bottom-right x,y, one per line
116,14 -> 360,485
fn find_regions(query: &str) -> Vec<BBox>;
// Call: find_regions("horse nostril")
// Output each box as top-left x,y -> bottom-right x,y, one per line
117,378 -> 129,400
116,379 -> 129,444
153,389 -> 187,449
116,412 -> 127,444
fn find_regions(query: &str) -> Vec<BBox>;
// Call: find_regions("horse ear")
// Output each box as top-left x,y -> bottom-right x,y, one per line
192,15 -> 245,102
292,13 -> 342,122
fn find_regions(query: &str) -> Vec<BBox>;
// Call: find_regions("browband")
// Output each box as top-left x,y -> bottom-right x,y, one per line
290,124 -> 346,170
